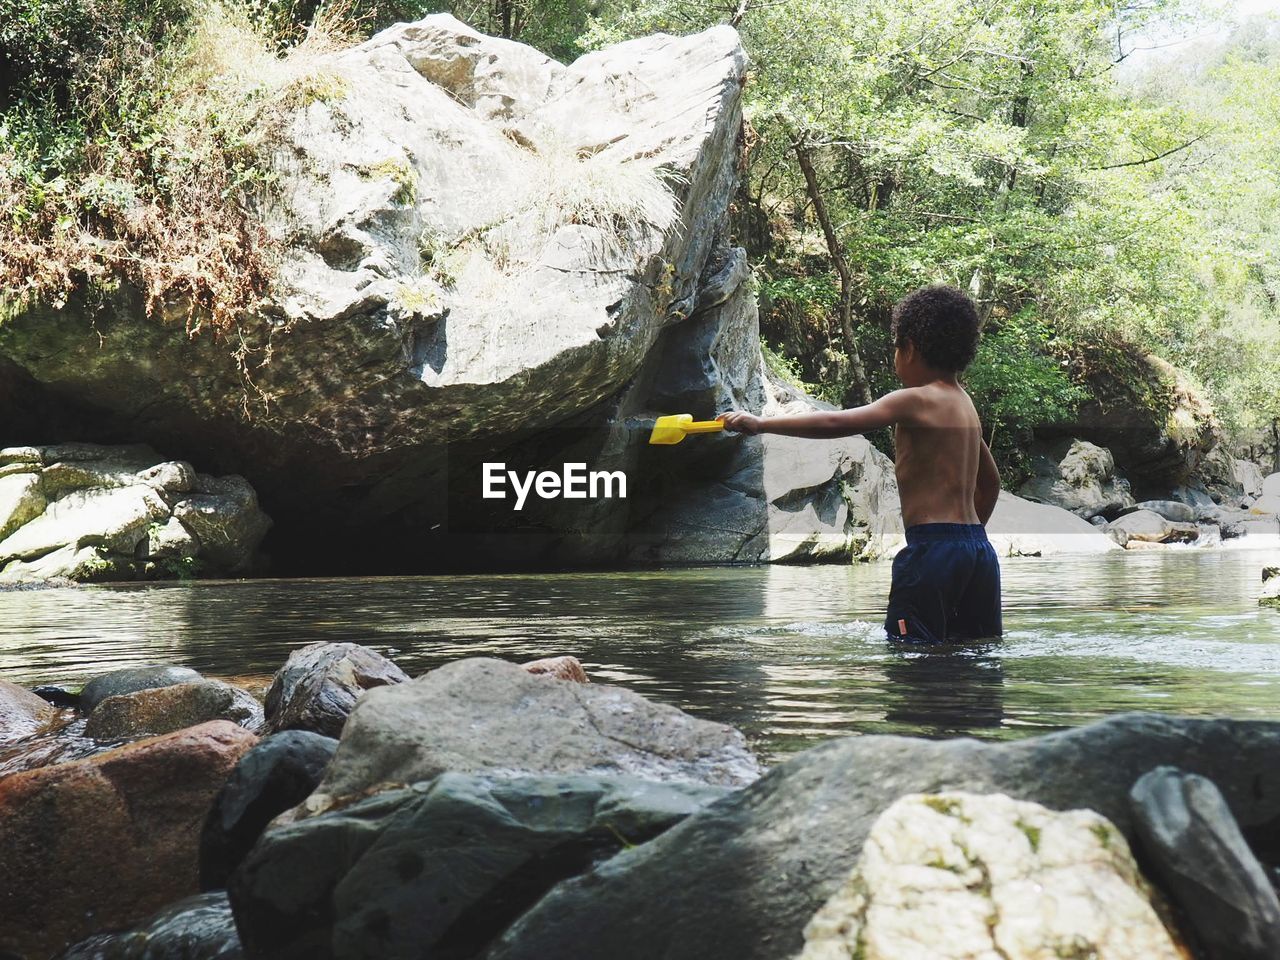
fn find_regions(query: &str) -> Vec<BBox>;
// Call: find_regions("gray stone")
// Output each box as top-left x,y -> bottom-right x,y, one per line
59,891 -> 243,960
80,664 -> 203,713
229,772 -> 729,960
264,642 -> 409,738
483,713 -> 1280,960
1128,499 -> 1198,523
0,679 -> 55,744
1129,767 -> 1280,960
986,490 -> 1121,556
1263,566 -> 1279,608
1236,459 -> 1266,498
1263,472 -> 1280,499
1017,438 -> 1135,519
1111,508 -> 1199,544
297,658 -> 759,818
84,680 -> 263,740
200,730 -> 338,890
0,472 -> 46,542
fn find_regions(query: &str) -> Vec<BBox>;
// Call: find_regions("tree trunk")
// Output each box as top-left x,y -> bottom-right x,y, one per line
793,139 -> 873,407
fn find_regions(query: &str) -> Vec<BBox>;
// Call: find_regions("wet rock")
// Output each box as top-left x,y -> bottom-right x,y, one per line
200,730 -> 338,890
0,717 -> 109,777
0,721 -> 258,960
1262,566 -> 1279,608
229,772 -> 729,960
799,792 -> 1184,960
84,680 -> 263,740
59,892 -> 243,960
263,642 -> 409,738
985,490 -> 1121,556
1017,438 -> 1135,519
33,684 -> 81,708
0,678 -> 55,743
521,655 -> 589,683
1130,767 -> 1280,960
483,713 -> 1280,960
298,658 -> 759,817
1111,509 -> 1199,544
80,664 -> 203,713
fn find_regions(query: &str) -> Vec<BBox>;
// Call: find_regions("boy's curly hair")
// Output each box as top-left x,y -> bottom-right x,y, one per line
891,285 -> 981,373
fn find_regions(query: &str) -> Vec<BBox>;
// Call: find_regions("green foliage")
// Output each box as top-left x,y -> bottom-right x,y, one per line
964,309 -> 1086,481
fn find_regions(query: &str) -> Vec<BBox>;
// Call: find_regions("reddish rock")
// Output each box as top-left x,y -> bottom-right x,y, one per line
521,655 -> 590,683
0,679 -> 54,743
0,720 -> 257,960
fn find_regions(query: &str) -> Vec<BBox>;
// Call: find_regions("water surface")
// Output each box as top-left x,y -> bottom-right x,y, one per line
3,547 -> 1278,762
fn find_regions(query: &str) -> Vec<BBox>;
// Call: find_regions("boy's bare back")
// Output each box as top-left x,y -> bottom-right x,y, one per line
892,381 -> 984,528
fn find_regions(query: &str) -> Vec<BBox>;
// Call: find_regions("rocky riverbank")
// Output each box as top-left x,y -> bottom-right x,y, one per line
1,644 -> 1277,959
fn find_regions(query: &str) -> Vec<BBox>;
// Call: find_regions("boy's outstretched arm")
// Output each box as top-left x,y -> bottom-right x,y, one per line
718,391 -> 913,439
975,438 -> 1000,525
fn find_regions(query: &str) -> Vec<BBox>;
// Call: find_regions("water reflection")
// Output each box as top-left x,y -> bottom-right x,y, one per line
1,547 -> 1278,763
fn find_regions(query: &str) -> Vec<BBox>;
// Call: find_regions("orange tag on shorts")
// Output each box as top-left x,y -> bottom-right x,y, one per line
898,619 -> 908,636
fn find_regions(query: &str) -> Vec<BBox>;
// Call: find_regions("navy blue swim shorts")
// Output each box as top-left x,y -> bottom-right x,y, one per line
884,523 -> 1002,643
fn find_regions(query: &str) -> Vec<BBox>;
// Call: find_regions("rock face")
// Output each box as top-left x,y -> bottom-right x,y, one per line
0,19 -> 906,572
984,490 -> 1121,556
483,713 -> 1280,960
229,773 -> 729,960
263,642 -> 409,738
1129,767 -> 1280,960
297,657 -> 758,817
1017,438 -> 1134,519
1236,459 -> 1266,498
799,792 -> 1184,960
0,678 -> 55,743
199,730 -> 339,890
0,445 -> 269,582
0,721 -> 257,960
60,892 -> 243,960
83,680 -> 263,740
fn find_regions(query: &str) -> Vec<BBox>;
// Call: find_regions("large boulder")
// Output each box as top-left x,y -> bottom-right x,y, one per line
483,713 -> 1280,960
1126,499 -> 1197,523
83,680 -> 263,740
229,773 -> 730,960
983,490 -> 1121,556
0,20 -> 902,572
1263,472 -> 1280,498
263,642 -> 409,738
0,678 -> 55,743
296,657 -> 758,818
799,792 -> 1184,960
0,444 -> 269,583
199,730 -> 339,890
1110,509 -> 1199,545
1017,438 -> 1134,519
0,721 -> 258,960
1130,767 -> 1280,960
80,664 -> 203,713
59,892 -> 243,960
1236,459 -> 1266,498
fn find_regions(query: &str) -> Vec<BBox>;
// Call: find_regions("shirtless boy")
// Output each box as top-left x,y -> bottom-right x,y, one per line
719,284 -> 1002,643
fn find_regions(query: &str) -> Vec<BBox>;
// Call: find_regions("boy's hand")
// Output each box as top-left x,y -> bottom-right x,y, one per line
718,412 -> 763,435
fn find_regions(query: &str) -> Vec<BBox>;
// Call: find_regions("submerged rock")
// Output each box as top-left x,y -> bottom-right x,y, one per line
297,658 -> 759,819
483,713 -> 1280,960
0,443 -> 270,583
799,792 -> 1184,960
1130,767 -> 1280,960
1263,567 -> 1279,608
84,680 -> 263,740
200,730 -> 339,890
59,892 -> 243,960
80,664 -> 203,713
0,721 -> 258,960
263,642 -> 409,738
0,678 -> 55,743
229,772 -> 729,960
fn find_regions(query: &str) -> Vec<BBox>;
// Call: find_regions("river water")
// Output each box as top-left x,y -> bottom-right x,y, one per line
2,546 -> 1278,763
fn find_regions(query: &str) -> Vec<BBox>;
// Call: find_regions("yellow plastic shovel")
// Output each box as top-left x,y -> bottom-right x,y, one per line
648,414 -> 726,445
